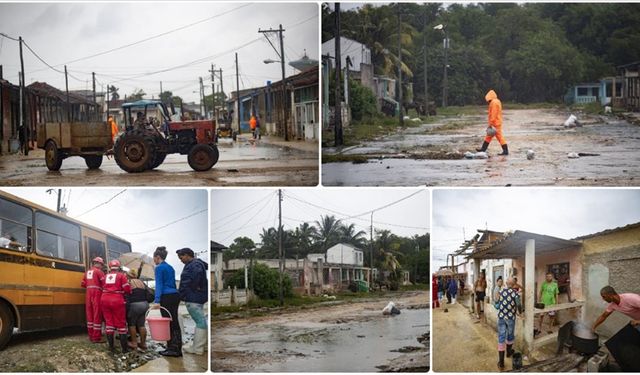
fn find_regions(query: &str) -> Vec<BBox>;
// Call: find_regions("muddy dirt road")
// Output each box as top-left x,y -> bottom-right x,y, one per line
0,305 -> 206,372
0,136 -> 318,186
322,108 -> 640,186
212,291 -> 429,372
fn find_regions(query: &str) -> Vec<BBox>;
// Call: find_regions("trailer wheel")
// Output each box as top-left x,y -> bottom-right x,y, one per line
188,144 -> 218,171
0,301 -> 14,350
45,140 -> 63,171
114,133 -> 154,173
84,155 -> 103,170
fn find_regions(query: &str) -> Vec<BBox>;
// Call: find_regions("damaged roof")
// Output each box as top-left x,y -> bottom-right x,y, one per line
572,221 -> 640,240
28,82 -> 96,105
468,230 -> 581,260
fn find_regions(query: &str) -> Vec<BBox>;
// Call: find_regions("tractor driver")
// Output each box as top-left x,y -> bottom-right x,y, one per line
133,111 -> 147,129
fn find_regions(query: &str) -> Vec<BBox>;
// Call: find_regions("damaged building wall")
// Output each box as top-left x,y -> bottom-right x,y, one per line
579,224 -> 640,327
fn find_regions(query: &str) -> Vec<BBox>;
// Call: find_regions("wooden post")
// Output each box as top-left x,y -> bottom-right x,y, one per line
64,65 -> 70,123
334,4 -> 343,146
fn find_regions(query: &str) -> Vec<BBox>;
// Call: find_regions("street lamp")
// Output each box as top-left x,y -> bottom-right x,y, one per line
263,57 -> 289,141
263,59 -> 280,64
434,23 -> 449,108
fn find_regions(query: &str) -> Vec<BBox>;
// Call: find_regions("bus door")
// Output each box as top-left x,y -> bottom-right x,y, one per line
85,237 -> 107,271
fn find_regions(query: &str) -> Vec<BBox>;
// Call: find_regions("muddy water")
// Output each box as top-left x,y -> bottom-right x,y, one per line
223,308 -> 428,372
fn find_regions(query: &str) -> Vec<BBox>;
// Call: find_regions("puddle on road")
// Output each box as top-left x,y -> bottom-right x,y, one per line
221,308 -> 429,372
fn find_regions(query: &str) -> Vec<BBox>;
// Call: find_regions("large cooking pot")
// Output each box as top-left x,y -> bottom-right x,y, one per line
571,322 -> 599,355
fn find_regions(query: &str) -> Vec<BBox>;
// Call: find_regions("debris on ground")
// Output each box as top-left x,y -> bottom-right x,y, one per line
464,151 -> 489,159
382,301 -> 401,315
527,150 -> 535,160
568,152 -> 580,159
564,114 -> 582,128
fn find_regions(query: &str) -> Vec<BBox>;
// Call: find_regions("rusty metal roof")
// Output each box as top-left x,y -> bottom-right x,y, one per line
469,230 -> 581,260
572,221 -> 640,240
27,81 -> 95,105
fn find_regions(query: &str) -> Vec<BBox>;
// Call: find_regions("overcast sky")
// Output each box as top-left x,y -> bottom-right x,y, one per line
1,188 -> 208,276
432,189 -> 640,270
211,188 -> 429,247
0,2 -> 318,103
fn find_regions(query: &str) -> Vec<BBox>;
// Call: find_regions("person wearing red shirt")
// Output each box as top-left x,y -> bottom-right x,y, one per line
100,259 -> 131,353
81,257 -> 106,343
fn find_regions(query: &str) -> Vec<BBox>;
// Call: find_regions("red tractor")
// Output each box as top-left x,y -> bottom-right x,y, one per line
115,100 -> 219,173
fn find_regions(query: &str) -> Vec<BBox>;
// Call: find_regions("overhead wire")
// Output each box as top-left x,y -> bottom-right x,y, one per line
119,208 -> 207,236
218,195 -> 276,243
212,191 -> 276,230
75,189 -> 127,218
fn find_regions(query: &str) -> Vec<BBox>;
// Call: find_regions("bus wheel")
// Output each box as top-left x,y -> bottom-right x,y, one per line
0,302 -> 14,350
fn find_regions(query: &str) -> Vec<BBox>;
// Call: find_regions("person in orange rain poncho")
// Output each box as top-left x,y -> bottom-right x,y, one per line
477,90 -> 508,156
108,116 -> 118,142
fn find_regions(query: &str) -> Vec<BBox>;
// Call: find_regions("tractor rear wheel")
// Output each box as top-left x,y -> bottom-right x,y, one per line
114,132 -> 154,173
149,152 -> 167,170
45,140 -> 63,171
187,144 -> 218,171
84,155 -> 103,169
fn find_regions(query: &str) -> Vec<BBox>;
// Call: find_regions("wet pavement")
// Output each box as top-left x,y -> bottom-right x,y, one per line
131,353 -> 207,373
322,109 -> 640,186
0,136 -> 318,186
212,291 -> 428,372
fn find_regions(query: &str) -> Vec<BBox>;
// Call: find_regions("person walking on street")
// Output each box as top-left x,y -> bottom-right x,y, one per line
108,115 -> 118,142
537,272 -> 559,336
100,260 -> 131,353
496,277 -> 522,371
475,272 -> 488,320
448,276 -> 458,304
249,115 -> 258,140
592,286 -> 640,332
152,246 -> 183,357
477,89 -> 508,156
125,269 -> 150,351
176,248 -> 209,355
82,257 -> 106,343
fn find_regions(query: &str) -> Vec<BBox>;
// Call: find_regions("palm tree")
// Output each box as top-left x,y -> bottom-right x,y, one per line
338,223 -> 367,249
314,215 -> 341,261
294,222 -> 318,259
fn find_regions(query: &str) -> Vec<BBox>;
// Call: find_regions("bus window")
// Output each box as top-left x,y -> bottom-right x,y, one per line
107,236 -> 131,261
0,196 -> 32,252
35,212 -> 81,263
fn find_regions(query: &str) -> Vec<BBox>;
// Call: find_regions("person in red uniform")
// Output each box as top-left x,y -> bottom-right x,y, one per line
100,259 -> 132,353
82,257 -> 106,343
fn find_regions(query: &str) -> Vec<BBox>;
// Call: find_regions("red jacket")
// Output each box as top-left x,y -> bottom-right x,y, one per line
102,271 -> 131,296
82,266 -> 105,290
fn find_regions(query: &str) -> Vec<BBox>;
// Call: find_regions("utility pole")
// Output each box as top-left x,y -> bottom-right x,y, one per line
92,72 -> 96,121
47,189 -> 62,212
397,6 -> 404,126
210,64 -> 216,119
278,189 -> 284,306
64,65 -> 70,123
258,25 -> 289,141
370,212 -> 374,285
443,28 -> 448,108
334,3 -> 343,146
19,36 -> 27,155
423,11 -> 429,117
235,53 -> 240,134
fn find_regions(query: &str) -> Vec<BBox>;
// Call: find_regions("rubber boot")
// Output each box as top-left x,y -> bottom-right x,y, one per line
183,328 -> 207,355
107,334 -> 115,353
498,350 -> 505,371
476,141 -> 489,152
119,334 -> 129,353
506,344 -> 514,358
498,144 -> 509,156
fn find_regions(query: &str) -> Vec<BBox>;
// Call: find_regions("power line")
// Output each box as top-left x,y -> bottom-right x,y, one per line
75,189 -> 127,218
212,191 -> 276,230
119,208 -> 207,235
218,195 -> 275,243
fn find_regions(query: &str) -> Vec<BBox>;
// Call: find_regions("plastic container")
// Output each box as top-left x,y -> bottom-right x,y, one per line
146,306 -> 172,341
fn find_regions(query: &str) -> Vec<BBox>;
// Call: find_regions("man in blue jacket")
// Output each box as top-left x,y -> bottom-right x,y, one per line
176,248 -> 208,355
152,246 -> 182,357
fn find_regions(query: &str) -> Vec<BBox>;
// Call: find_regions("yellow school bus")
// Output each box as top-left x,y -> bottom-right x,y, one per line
0,191 -> 131,349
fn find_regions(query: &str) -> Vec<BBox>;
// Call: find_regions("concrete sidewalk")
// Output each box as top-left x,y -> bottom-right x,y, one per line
236,134 -> 318,154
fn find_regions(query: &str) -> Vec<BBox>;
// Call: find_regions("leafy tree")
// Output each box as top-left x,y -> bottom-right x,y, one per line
127,89 -> 146,102
227,263 -> 292,299
223,237 -> 255,262
313,215 -> 341,255
349,80 -> 379,120
338,222 -> 367,249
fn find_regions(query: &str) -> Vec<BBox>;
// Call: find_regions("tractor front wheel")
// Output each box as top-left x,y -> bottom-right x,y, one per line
114,133 -> 154,173
45,140 -> 63,171
187,144 -> 219,171
84,155 -> 103,170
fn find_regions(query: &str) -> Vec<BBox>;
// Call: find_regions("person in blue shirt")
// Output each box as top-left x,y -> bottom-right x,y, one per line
447,276 -> 459,304
152,246 -> 182,357
176,248 -> 208,355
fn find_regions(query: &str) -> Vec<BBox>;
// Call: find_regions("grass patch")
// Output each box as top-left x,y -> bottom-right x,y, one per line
399,283 -> 429,292
322,154 -> 370,164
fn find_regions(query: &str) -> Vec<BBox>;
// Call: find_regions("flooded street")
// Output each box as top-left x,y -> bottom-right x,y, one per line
0,136 -> 318,186
0,303 -> 205,372
322,109 -> 640,186
212,291 -> 429,372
